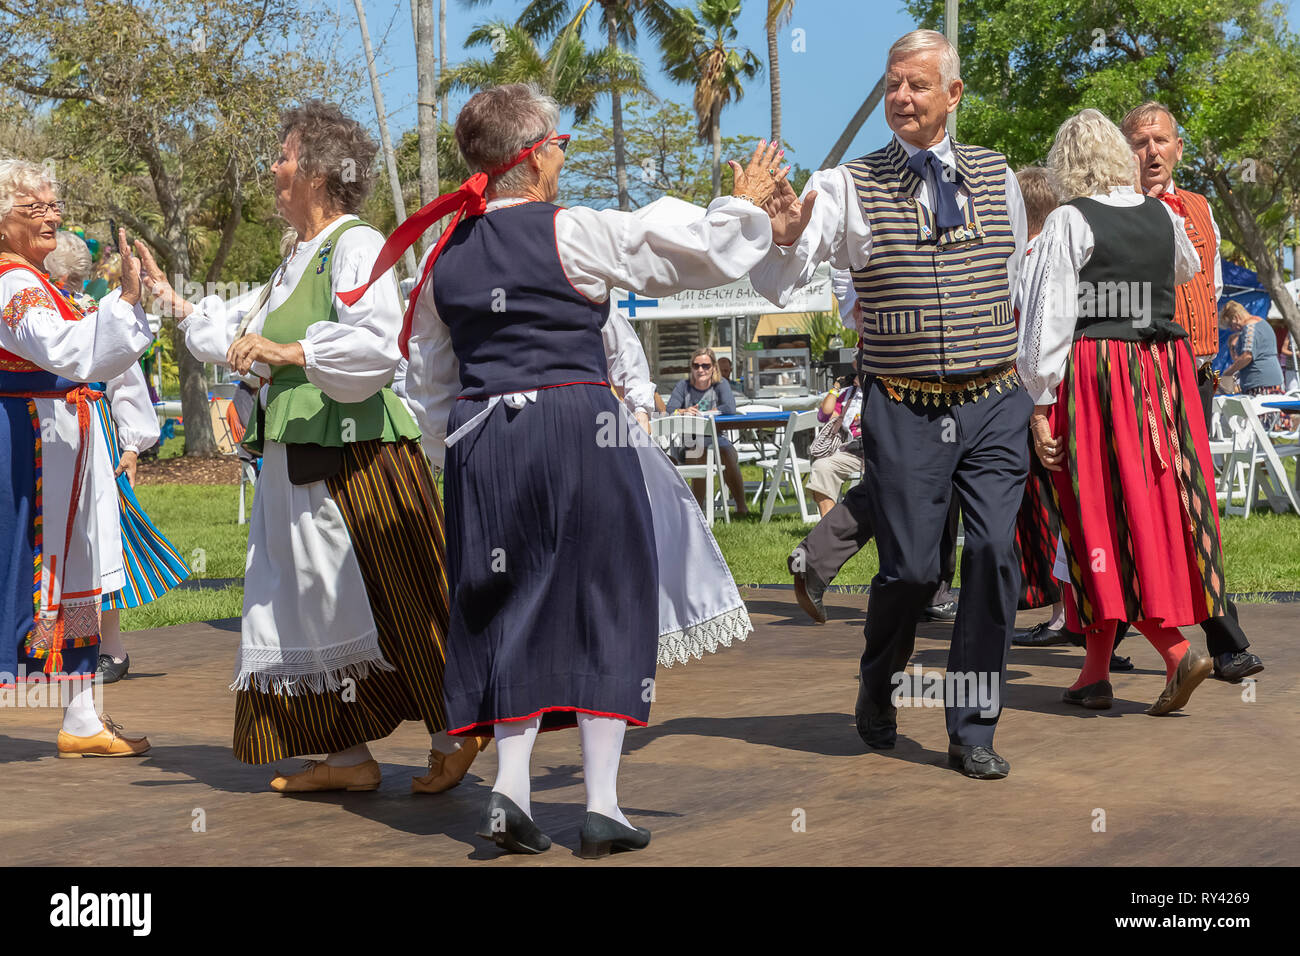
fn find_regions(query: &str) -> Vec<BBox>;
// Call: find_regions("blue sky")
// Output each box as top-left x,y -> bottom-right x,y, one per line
346,0 -> 1300,172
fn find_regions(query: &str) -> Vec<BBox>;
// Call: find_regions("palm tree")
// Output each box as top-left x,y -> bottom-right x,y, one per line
440,20 -> 648,125
514,0 -> 676,210
765,0 -> 795,142
661,0 -> 762,199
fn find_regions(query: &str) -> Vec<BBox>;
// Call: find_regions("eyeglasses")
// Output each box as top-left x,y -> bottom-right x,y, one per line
692,362 -> 713,370
12,200 -> 66,218
531,134 -> 570,154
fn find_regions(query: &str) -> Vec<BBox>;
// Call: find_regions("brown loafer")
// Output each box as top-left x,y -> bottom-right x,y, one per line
1147,650 -> 1213,716
270,758 -> 381,793
56,715 -> 151,758
412,736 -> 490,794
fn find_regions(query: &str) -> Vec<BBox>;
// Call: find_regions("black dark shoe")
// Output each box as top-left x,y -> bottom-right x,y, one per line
790,564 -> 828,624
1110,653 -> 1133,671
476,792 -> 551,854
856,715 -> 897,750
1061,679 -> 1113,709
947,744 -> 1010,779
578,812 -> 651,859
1065,629 -> 1085,647
919,600 -> 957,623
95,654 -> 130,684
1013,622 -> 1072,647
1213,651 -> 1264,683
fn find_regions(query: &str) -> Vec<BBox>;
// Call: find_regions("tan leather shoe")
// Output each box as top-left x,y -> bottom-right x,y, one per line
270,758 -> 381,793
1147,649 -> 1213,716
411,736 -> 490,794
56,715 -> 151,758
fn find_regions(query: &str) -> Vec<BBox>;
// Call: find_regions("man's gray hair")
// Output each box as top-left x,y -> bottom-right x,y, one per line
0,159 -> 57,219
455,84 -> 561,194
888,29 -> 961,89
44,231 -> 93,286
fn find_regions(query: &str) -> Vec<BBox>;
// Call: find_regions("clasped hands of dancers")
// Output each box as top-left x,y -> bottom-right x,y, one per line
0,28 -> 1260,859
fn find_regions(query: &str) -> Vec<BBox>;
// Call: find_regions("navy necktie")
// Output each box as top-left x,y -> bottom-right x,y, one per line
905,149 -> 964,231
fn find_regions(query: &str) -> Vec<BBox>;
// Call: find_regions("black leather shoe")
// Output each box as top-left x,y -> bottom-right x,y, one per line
1061,679 -> 1113,709
476,792 -> 551,854
790,565 -> 828,624
95,654 -> 130,684
1013,622 -> 1072,647
919,600 -> 957,623
1110,654 -> 1134,671
856,715 -> 897,749
1213,651 -> 1264,682
947,744 -> 1010,779
579,812 -> 651,859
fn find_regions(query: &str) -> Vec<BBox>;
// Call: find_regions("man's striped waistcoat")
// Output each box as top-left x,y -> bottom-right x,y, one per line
1168,188 -> 1220,359
845,138 -> 1017,379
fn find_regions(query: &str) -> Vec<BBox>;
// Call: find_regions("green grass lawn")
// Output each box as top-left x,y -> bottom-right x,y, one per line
119,471 -> 1300,632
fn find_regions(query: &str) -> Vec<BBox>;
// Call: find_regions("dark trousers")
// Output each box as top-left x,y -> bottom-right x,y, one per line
794,478 -> 958,605
856,380 -> 1031,748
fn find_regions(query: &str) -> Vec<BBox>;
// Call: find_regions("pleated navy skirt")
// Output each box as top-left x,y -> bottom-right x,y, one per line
442,384 -> 659,735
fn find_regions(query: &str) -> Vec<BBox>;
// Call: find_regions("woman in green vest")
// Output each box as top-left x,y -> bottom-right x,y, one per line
139,101 -> 486,794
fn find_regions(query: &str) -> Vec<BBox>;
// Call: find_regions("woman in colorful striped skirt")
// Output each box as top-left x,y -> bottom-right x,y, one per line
391,85 -> 779,857
46,230 -> 191,683
148,101 -> 485,794
1017,109 -> 1223,715
1,160 -> 155,757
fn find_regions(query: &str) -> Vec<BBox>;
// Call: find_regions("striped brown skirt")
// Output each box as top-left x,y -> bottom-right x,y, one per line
233,438 -> 450,764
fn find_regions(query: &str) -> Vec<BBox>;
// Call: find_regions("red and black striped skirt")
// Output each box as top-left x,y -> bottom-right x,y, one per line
1048,337 -> 1226,634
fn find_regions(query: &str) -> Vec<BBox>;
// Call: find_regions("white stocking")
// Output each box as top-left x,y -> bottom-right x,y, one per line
1048,601 -> 1066,631
61,681 -> 102,737
492,717 -> 540,818
99,608 -> 127,662
324,742 -> 373,767
578,714 -> 630,826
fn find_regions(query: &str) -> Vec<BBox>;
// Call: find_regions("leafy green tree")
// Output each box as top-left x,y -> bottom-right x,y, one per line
0,0 -> 360,455
559,97 -> 808,208
511,0 -> 677,210
907,0 -> 1300,344
439,18 -> 648,123
660,0 -> 763,199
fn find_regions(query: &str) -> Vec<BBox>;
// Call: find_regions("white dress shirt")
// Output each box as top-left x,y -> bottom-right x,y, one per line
750,134 -> 1028,307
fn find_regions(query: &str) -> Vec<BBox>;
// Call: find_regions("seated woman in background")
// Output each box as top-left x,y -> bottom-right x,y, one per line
665,346 -> 748,517
1222,300 -> 1286,431
807,374 -> 862,518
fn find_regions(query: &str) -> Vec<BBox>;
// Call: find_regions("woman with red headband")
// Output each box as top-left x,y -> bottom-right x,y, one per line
386,83 -> 801,858
0,159 -> 154,756
142,102 -> 487,796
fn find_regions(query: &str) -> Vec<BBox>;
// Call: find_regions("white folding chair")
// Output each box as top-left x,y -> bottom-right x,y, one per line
649,415 -> 731,526
752,409 -> 821,522
1217,396 -> 1300,517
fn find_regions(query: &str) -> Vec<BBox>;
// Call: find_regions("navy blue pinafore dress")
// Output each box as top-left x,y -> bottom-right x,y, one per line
434,201 -> 659,735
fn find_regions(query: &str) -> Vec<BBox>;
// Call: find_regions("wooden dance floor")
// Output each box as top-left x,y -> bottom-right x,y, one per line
3,588 -> 1296,866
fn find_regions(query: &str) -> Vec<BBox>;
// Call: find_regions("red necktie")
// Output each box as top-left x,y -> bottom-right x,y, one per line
1158,190 -> 1187,218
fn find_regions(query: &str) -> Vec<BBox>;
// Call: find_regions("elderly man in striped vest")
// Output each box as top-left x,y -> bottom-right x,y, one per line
752,29 -> 1030,779
1121,101 -> 1265,683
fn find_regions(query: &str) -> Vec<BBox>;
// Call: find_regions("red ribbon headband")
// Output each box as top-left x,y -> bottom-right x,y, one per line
337,135 -> 558,359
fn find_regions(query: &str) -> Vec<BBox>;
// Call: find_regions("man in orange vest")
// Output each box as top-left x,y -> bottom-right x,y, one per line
1122,101 -> 1264,683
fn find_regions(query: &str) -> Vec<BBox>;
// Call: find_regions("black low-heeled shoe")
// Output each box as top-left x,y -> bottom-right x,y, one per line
578,812 -> 650,859
96,654 -> 130,684
476,792 -> 551,854
1061,679 -> 1113,709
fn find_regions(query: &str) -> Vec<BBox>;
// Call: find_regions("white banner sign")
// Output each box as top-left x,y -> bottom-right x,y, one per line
612,263 -> 832,320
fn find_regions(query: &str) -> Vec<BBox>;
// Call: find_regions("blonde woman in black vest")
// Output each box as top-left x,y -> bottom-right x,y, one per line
752,29 -> 1030,779
1017,109 -> 1221,716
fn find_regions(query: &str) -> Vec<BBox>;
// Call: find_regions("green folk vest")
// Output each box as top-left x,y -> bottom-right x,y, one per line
241,219 -> 419,454
845,138 -> 1018,379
